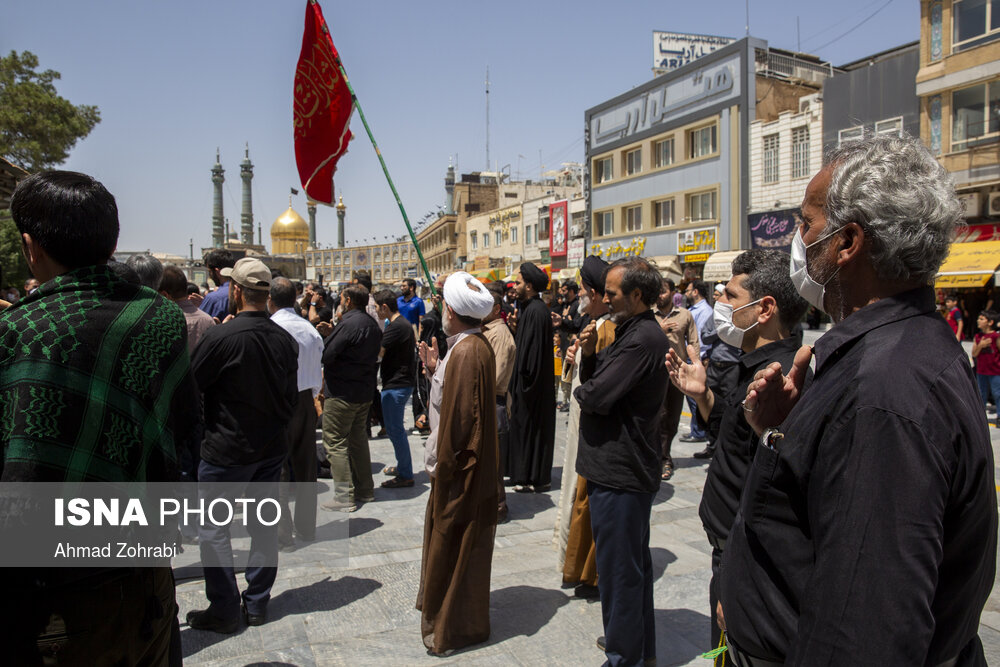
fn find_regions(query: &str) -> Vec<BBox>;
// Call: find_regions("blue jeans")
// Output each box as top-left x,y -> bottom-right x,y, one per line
588,481 -> 656,667
197,454 -> 283,620
978,374 -> 1000,408
381,386 -> 414,479
686,396 -> 705,438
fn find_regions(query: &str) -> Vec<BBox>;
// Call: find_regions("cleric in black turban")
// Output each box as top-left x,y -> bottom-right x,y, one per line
519,262 -> 549,293
579,255 -> 609,296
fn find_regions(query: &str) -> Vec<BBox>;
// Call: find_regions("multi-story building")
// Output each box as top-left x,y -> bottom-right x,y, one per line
917,0 -> 1000,292
416,213 -> 458,275
747,93 -> 823,242
304,240 -> 417,287
585,38 -> 831,282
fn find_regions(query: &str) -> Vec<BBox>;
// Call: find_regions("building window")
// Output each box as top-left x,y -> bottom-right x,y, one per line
952,81 -> 1000,150
625,205 -> 642,232
689,124 -> 717,158
595,156 -> 613,183
595,211 -> 614,237
471,232 -> 477,250
511,226 -> 518,244
306,255 -> 313,266
688,191 -> 717,222
875,117 -> 903,137
483,233 -> 489,248
526,224 -> 534,245
762,133 -> 779,184
838,126 -> 864,145
653,199 -> 674,228
539,212 -> 550,240
624,148 -> 642,176
654,137 -> 674,168
495,229 -> 502,246
791,126 -> 810,179
953,0 -> 1000,50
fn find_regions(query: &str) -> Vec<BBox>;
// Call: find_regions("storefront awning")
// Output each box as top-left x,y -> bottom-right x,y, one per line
702,251 -> 744,283
648,255 -> 683,280
934,240 -> 1000,288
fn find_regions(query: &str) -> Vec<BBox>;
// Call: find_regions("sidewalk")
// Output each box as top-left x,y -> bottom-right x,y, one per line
177,366 -> 1000,665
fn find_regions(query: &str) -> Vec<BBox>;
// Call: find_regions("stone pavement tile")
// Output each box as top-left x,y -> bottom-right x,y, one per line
190,644 -> 317,667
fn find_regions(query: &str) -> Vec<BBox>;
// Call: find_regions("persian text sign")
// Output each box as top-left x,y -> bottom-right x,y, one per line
748,208 -> 798,253
678,227 -> 717,255
653,31 -> 735,73
589,54 -> 740,150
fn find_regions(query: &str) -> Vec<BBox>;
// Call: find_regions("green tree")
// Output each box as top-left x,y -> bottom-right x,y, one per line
0,50 -> 100,290
0,50 -> 101,171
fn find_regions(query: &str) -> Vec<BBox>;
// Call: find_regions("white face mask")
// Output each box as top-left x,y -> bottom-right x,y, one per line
713,298 -> 762,349
789,227 -> 841,312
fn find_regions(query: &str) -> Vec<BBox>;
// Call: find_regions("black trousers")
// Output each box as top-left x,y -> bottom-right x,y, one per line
659,381 -> 686,462
588,481 -> 656,666
279,389 -> 319,544
496,400 -> 509,513
709,547 -> 724,656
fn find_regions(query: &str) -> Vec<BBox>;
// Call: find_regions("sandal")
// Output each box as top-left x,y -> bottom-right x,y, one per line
661,460 -> 674,481
382,465 -> 399,476
381,476 -> 414,488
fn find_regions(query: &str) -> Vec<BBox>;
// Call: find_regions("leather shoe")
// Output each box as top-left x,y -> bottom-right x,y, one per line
678,434 -> 707,443
693,446 -> 715,459
574,583 -> 599,599
596,636 -> 656,666
241,600 -> 267,626
186,609 -> 238,634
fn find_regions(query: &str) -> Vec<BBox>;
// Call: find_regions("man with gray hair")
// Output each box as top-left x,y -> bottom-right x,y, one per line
728,135 -> 997,665
125,253 -> 163,291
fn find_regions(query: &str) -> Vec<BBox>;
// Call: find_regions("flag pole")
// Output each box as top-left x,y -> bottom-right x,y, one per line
310,1 -> 438,299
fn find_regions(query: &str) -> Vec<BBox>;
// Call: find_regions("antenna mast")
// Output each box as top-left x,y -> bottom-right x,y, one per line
485,66 -> 490,172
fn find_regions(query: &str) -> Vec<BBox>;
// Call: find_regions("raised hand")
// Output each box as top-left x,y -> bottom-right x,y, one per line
419,337 -> 440,375
565,341 -> 579,366
578,321 -> 598,357
742,344 -> 812,435
664,345 -> 707,398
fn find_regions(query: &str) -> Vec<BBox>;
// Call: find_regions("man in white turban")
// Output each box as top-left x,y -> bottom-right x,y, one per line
415,272 -> 499,655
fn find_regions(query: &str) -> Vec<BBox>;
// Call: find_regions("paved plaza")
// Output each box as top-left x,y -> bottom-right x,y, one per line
177,332 -> 1000,667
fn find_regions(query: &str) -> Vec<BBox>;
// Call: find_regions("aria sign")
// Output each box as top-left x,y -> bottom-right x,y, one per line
653,31 -> 735,73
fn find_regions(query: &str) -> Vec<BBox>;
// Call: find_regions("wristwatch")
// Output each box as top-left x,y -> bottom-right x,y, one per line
760,428 -> 784,452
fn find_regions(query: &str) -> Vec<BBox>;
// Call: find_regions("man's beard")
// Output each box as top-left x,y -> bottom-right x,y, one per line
442,307 -> 454,336
578,293 -> 590,314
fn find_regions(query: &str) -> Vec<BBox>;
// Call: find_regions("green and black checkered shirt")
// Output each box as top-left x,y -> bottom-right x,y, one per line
0,265 -> 199,482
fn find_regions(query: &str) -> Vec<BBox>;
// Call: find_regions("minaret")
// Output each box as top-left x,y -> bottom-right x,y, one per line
445,159 -> 456,214
211,150 -> 225,248
336,196 -> 346,248
307,199 -> 317,248
240,144 -> 254,245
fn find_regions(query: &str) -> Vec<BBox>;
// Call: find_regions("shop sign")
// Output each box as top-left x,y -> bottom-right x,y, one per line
677,227 -> 716,254
474,255 -> 490,270
567,238 -> 585,267
589,236 -> 647,259
683,253 -> 711,263
488,206 -> 522,230
653,31 -> 735,73
748,208 -> 797,253
955,224 -> 1000,243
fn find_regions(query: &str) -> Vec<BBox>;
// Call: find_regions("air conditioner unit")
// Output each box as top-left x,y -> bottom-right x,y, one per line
957,192 -> 981,218
799,93 -> 820,114
988,192 -> 1000,217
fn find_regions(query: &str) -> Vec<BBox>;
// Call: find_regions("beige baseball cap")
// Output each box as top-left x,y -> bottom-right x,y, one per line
220,257 -> 271,291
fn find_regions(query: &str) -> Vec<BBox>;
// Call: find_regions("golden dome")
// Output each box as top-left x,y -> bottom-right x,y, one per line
270,206 -> 309,239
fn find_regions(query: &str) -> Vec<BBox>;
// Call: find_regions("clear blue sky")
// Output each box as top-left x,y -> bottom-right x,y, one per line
4,0 -> 917,257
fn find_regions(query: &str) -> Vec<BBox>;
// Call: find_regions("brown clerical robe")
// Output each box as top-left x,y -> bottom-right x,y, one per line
416,330 -> 499,654
562,317 -> 616,586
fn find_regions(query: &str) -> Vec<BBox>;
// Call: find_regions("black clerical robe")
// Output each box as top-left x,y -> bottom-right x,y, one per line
508,295 -> 555,487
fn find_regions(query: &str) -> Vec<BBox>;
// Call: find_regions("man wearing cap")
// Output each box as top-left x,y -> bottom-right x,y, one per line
416,271 -> 498,656
187,257 -> 299,632
508,262 -> 556,492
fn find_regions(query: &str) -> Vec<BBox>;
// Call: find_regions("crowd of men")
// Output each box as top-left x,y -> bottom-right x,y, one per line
1,133 -> 998,666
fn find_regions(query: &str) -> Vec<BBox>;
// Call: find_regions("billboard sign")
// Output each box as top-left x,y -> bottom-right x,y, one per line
748,208 -> 799,253
549,200 -> 568,257
653,31 -> 735,74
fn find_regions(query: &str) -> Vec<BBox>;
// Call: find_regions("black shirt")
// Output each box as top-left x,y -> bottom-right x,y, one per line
720,287 -> 997,665
574,309 -> 669,493
192,310 -> 298,467
323,308 -> 382,403
698,336 -> 809,543
380,315 -> 416,389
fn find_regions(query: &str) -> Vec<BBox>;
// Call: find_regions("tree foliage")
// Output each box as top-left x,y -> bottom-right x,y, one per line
0,50 -> 101,171
0,50 -> 100,289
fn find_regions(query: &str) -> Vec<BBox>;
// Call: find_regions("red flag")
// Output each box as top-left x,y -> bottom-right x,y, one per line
293,0 -> 353,205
